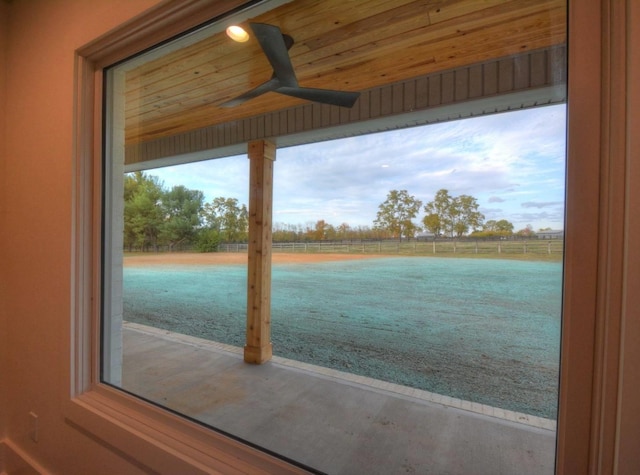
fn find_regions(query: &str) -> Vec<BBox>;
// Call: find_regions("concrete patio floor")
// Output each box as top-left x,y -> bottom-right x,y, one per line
121,322 -> 557,475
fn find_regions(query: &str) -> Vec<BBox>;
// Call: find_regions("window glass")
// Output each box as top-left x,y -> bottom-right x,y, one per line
103,1 -> 566,472
270,109 -> 565,420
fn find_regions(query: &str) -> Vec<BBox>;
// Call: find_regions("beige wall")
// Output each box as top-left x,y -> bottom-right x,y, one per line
0,0 -> 159,472
1,0 -> 10,442
0,0 -> 639,473
617,2 -> 640,469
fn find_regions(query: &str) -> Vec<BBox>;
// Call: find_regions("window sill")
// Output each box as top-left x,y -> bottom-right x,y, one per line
64,385 -> 307,474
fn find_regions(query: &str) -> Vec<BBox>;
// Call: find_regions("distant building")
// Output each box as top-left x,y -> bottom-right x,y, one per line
537,229 -> 564,239
416,231 -> 436,241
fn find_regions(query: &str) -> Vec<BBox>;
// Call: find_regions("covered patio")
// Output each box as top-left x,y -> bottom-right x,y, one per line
122,322 -> 556,474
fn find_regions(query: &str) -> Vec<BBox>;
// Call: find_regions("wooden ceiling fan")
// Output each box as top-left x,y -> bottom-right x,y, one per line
220,23 -> 361,108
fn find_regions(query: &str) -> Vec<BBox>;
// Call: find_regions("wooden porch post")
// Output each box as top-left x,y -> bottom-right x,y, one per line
244,140 -> 276,364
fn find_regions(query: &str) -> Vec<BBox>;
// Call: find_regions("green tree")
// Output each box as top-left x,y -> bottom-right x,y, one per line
484,219 -> 514,233
472,218 -> 514,238
422,213 -> 443,237
452,194 -> 484,237
336,222 -> 351,240
423,189 -> 453,237
160,185 -> 204,250
373,190 -> 423,240
202,197 -> 248,243
311,219 -> 335,240
273,222 -> 299,242
495,219 -> 514,233
423,189 -> 484,238
123,171 -> 165,251
483,220 -> 498,232
196,228 -> 222,252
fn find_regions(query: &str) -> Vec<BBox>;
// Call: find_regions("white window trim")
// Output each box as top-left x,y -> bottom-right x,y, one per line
66,0 -> 633,473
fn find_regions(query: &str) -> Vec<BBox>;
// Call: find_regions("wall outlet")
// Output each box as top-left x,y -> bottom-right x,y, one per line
28,412 -> 38,443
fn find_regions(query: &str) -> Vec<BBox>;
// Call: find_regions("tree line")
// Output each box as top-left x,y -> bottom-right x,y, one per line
372,189 -> 541,240
124,172 -> 248,252
123,172 -> 540,252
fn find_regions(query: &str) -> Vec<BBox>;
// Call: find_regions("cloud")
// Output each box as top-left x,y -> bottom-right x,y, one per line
521,201 -> 564,209
148,157 -> 249,202
510,210 -> 566,226
147,104 -> 567,230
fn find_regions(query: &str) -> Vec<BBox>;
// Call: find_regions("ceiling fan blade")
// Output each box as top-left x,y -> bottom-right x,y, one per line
221,23 -> 360,109
249,23 -> 298,87
277,86 -> 361,108
219,77 -> 280,108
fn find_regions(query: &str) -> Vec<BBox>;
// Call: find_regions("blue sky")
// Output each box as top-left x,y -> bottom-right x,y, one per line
146,104 -> 566,232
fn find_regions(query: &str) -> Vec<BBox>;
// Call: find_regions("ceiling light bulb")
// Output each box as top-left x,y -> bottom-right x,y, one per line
226,25 -> 249,43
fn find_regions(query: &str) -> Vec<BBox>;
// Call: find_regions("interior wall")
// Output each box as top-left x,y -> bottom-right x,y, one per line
617,2 -> 640,471
0,0 -> 638,473
0,0 -> 161,473
0,0 -> 10,443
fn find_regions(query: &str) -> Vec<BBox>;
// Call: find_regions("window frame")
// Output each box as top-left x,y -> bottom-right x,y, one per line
69,1 -> 308,473
67,0 -> 629,473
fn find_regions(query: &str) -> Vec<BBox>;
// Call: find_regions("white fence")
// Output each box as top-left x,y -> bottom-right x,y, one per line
217,240 -> 564,256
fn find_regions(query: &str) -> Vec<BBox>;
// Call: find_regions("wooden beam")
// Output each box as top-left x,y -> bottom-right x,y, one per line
244,140 -> 276,364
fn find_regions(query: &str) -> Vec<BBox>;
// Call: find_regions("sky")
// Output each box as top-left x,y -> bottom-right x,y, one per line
144,104 -> 566,232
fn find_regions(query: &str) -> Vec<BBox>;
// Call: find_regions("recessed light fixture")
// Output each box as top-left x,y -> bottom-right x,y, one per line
226,25 -> 250,43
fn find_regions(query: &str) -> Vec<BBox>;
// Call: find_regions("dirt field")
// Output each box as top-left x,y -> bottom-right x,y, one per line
124,252 -> 387,267
123,251 -> 562,418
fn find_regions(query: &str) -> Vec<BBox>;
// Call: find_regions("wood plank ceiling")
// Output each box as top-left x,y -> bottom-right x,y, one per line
123,0 -> 566,147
